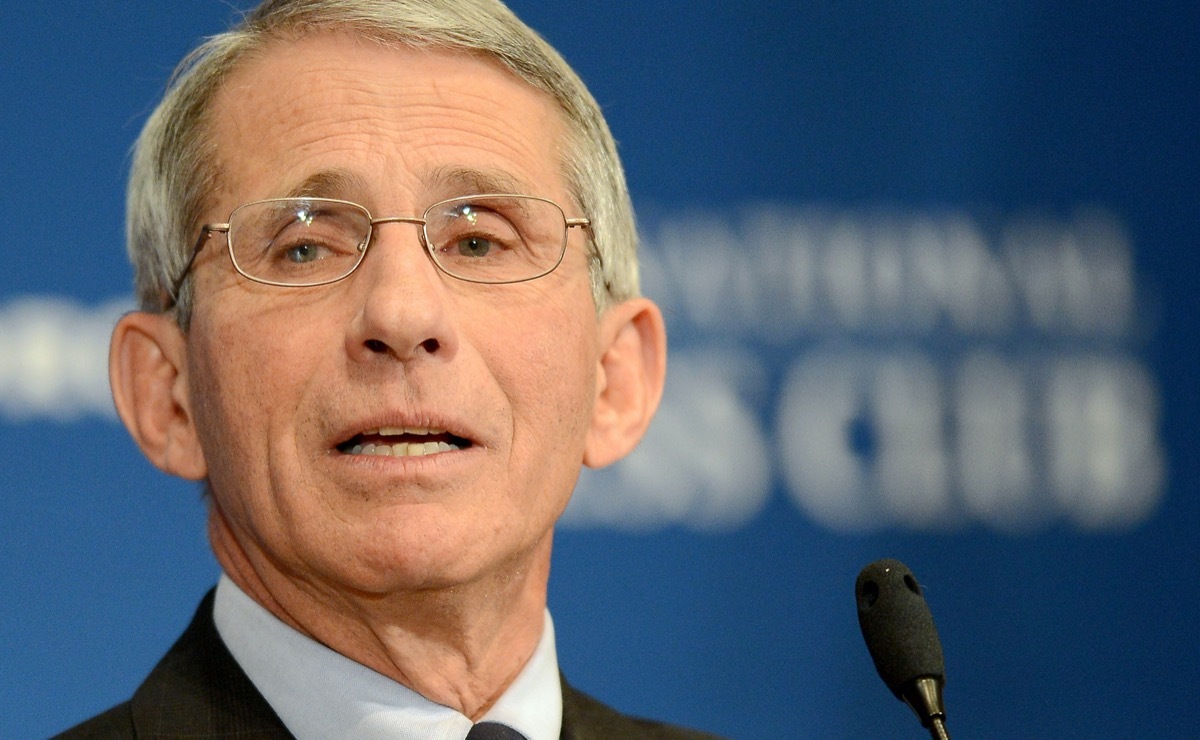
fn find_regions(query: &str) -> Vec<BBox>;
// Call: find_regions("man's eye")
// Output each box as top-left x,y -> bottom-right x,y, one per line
284,243 -> 326,263
455,236 -> 495,258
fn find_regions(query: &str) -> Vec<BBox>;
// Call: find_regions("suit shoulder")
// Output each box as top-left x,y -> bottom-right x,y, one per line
562,683 -> 724,740
52,702 -> 136,739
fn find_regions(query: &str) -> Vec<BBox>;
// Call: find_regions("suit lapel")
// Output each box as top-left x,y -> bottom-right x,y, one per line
129,590 -> 291,738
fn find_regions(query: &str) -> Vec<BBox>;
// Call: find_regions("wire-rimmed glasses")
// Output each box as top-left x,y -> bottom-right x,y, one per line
166,193 -> 591,307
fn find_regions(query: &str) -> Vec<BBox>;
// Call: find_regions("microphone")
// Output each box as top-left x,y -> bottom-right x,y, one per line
855,559 -> 951,740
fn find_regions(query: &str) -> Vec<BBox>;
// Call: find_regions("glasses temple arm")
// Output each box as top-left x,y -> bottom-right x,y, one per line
163,225 -> 225,311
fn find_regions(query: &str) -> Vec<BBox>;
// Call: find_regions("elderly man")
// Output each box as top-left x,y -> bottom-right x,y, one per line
58,1 -> 715,738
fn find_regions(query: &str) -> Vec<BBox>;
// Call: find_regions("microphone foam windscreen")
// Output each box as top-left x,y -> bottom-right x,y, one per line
855,558 -> 945,698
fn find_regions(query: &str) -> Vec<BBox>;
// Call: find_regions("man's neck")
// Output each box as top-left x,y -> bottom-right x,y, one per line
208,509 -> 552,719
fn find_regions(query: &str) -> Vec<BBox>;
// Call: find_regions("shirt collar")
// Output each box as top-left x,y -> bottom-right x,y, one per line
213,574 -> 562,740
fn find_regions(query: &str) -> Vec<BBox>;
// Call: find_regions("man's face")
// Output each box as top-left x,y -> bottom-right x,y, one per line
182,33 -> 603,595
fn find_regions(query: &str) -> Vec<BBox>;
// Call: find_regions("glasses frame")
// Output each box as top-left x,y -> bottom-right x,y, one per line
165,193 -> 591,309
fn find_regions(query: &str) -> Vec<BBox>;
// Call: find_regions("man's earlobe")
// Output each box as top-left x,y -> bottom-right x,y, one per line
583,298 -> 668,469
109,312 -> 207,480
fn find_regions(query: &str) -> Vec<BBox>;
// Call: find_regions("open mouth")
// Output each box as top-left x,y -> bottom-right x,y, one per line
337,426 -> 472,458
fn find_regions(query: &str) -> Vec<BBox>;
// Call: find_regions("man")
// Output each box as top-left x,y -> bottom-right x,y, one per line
59,1 -> 716,738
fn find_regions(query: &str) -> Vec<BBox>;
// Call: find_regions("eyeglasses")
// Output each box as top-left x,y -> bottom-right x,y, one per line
167,194 -> 590,307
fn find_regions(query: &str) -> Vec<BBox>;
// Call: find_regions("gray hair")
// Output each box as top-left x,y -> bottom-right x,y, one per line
127,0 -> 640,324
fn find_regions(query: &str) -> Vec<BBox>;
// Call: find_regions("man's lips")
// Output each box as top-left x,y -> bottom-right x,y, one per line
336,426 -> 473,458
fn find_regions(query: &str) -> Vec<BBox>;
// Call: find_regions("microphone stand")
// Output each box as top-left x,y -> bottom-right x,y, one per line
929,718 -> 950,740
902,676 -> 951,740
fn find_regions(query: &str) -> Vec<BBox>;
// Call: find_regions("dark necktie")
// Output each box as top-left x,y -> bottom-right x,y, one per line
465,721 -> 528,740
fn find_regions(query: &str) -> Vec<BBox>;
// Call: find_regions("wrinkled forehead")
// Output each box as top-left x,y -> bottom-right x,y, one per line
201,31 -> 573,210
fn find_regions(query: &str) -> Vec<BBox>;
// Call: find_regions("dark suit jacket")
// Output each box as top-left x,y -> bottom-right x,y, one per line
55,591 -> 719,739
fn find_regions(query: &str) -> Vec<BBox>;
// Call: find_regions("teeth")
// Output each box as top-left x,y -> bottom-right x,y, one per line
347,440 -> 459,457
370,426 -> 441,436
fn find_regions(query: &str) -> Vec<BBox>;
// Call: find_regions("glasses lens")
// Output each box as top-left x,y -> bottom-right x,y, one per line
424,195 -> 567,283
229,199 -> 370,286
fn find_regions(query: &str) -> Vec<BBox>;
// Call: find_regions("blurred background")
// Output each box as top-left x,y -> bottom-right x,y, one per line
3,1 -> 1197,737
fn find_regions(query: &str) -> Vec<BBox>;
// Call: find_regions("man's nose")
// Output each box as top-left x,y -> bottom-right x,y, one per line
343,220 -> 459,363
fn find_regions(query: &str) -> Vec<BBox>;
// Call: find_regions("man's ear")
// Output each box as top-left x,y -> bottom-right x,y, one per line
584,297 -> 667,469
109,312 -> 207,480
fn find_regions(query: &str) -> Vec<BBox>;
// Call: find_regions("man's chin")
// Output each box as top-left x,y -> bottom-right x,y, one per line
301,533 -> 540,598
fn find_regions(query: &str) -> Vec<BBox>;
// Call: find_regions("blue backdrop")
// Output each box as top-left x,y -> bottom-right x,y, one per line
3,2 -> 1197,737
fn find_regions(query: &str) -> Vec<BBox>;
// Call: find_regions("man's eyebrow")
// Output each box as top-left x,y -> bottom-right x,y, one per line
282,169 -> 369,199
426,165 -> 533,196
277,166 -> 535,202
